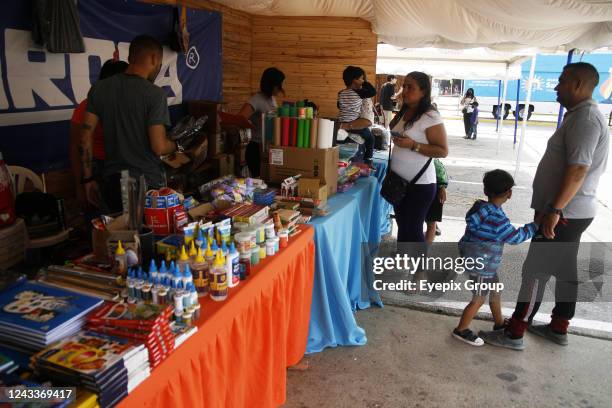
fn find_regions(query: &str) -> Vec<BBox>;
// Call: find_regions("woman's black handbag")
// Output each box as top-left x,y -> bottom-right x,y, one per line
380,155 -> 432,206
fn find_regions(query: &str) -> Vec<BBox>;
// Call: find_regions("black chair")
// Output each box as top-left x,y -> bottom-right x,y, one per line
492,103 -> 511,120
512,104 -> 535,120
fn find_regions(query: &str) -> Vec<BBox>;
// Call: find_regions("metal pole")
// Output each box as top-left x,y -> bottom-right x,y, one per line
496,80 -> 502,131
556,49 -> 575,129
515,55 -> 537,179
496,66 -> 509,155
513,79 -> 520,146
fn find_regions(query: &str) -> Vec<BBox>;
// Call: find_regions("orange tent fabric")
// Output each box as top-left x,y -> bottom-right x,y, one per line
118,225 -> 315,408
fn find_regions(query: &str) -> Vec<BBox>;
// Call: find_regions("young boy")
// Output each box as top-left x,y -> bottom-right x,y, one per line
453,169 -> 538,346
463,101 -> 479,140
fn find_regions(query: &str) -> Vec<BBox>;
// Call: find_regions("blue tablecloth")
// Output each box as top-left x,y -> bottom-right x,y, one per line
372,150 -> 392,235
306,176 -> 385,353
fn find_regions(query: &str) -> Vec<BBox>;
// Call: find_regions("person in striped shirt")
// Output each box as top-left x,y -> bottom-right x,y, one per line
337,66 -> 375,164
453,169 -> 538,346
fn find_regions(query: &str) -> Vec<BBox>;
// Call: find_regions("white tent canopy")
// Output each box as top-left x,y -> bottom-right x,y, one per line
219,0 -> 612,52
376,44 -> 528,80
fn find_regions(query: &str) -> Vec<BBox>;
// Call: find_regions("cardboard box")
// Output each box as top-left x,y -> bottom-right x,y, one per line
268,146 -> 339,196
187,100 -> 223,134
298,178 -> 328,203
92,215 -> 139,261
214,153 -> 235,177
208,131 -> 225,157
145,205 -> 182,235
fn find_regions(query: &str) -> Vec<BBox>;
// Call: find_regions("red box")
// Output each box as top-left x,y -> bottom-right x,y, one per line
145,204 -> 182,235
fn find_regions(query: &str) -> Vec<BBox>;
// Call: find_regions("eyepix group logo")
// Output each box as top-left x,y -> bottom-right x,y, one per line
186,46 -> 200,70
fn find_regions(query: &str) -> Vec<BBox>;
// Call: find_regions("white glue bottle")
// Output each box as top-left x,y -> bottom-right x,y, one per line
226,242 -> 240,288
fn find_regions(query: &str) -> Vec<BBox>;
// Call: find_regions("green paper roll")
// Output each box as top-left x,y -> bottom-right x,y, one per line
290,106 -> 297,118
296,100 -> 305,108
280,106 -> 290,117
297,119 -> 305,148
304,119 -> 311,148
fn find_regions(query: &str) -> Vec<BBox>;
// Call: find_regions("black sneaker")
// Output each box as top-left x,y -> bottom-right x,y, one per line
452,328 -> 484,346
435,226 -> 441,236
493,318 -> 511,331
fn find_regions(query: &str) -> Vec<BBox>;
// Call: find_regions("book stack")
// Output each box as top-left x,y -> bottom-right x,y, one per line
85,302 -> 174,369
274,209 -> 301,236
221,203 -> 269,225
31,330 -> 149,408
0,352 -> 17,375
0,280 -> 104,353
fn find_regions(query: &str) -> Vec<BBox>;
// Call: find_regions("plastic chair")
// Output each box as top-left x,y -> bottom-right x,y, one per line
8,165 -> 45,194
7,166 -> 70,249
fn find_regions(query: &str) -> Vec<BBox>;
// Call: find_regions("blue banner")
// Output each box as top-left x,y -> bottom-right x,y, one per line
465,54 -> 612,104
0,1 -> 222,172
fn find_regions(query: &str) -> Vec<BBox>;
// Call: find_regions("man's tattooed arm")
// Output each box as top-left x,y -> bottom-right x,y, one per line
79,119 -> 96,181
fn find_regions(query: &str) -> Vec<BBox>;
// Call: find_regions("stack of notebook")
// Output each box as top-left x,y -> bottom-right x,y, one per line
0,280 -> 103,353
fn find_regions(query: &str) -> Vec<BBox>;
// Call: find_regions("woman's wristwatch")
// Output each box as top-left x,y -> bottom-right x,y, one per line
546,203 -> 563,216
411,142 -> 420,153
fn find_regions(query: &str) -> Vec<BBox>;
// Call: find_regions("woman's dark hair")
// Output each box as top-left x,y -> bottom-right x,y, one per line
355,81 -> 376,98
99,60 -> 128,80
465,88 -> 475,98
391,71 -> 436,129
260,67 -> 285,97
342,65 -> 365,87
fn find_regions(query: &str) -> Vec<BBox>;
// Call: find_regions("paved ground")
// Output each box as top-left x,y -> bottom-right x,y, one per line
285,306 -> 612,408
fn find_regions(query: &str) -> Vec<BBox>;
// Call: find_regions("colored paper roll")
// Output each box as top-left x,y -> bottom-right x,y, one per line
290,106 -> 297,118
310,117 -> 318,148
281,117 -> 290,146
281,105 -> 290,117
273,117 -> 281,146
303,119 -> 311,148
290,117 -> 298,146
297,119 -> 305,148
298,108 -> 306,119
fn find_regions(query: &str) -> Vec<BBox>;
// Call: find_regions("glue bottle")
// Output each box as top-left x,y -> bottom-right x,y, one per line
149,260 -> 158,281
189,240 -> 198,261
182,264 -> 194,289
177,246 -> 190,273
191,247 -> 209,297
226,242 -> 240,288
204,242 -> 215,267
209,250 -> 228,301
114,241 -> 128,275
160,260 -> 168,281
195,229 -> 205,248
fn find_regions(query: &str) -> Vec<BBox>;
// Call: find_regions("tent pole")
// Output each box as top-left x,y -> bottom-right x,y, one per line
496,66 -> 509,155
513,79 -> 520,146
556,49 -> 575,129
495,80 -> 502,131
514,55 -> 537,179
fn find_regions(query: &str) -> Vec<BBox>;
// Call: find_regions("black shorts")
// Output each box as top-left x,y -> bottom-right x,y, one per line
468,274 -> 500,297
425,196 -> 443,223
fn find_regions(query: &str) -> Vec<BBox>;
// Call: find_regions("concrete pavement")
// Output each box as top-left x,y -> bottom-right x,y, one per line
285,306 -> 612,408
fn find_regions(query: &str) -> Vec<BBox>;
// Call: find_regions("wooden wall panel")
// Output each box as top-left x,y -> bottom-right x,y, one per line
251,16 -> 377,118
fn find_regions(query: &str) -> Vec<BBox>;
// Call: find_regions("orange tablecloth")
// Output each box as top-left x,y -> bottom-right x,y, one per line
118,225 -> 315,408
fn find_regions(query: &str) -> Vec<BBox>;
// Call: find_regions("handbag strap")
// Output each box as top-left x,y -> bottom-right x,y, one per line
409,158 -> 433,185
386,140 -> 433,185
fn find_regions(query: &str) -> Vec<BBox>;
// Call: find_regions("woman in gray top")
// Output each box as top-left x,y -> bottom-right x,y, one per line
238,67 -> 286,177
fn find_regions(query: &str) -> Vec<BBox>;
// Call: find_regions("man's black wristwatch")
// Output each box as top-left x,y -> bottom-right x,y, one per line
546,204 -> 563,216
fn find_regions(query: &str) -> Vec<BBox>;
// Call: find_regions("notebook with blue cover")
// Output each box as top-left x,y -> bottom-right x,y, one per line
0,280 -> 103,338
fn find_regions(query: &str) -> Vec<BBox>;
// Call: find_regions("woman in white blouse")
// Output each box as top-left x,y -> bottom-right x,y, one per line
389,72 -> 449,243
460,88 -> 477,138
